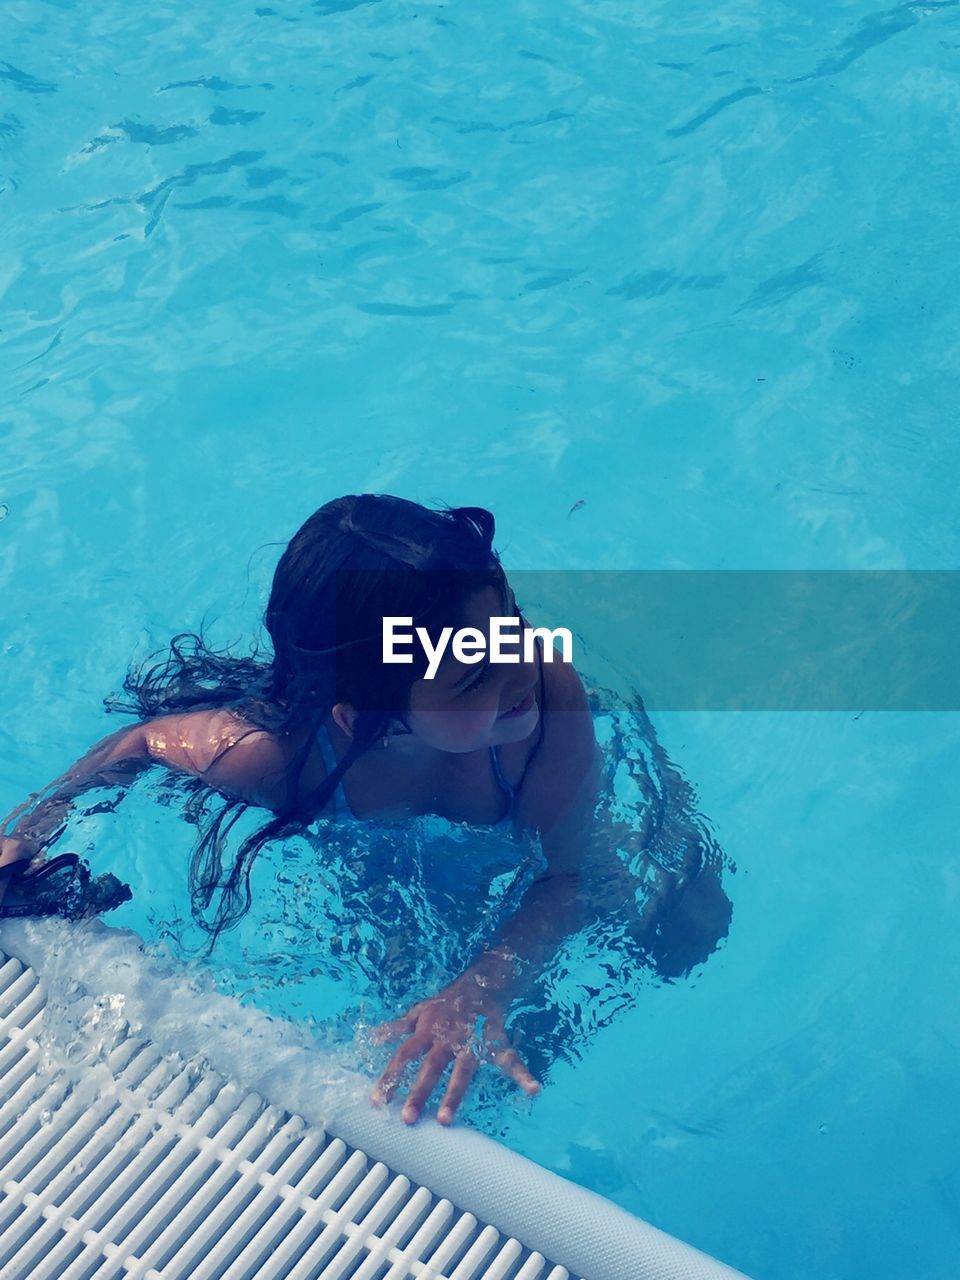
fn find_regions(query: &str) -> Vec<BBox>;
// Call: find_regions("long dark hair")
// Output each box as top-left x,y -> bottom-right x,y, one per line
105,494 -> 521,949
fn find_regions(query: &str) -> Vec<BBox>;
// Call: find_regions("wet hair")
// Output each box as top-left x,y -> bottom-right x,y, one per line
105,494 -> 530,949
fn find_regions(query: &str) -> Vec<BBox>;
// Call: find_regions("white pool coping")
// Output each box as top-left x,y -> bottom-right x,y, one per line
0,918 -> 750,1280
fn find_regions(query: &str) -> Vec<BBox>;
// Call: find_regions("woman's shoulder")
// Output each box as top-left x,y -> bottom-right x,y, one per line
144,703 -> 298,813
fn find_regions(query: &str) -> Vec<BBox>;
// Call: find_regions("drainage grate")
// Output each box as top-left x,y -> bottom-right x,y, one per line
0,952 -> 576,1280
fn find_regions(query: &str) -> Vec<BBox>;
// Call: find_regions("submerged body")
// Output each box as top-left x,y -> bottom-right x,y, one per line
1,582 -> 731,1124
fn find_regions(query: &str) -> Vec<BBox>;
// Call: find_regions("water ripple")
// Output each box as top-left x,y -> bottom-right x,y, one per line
83,119 -> 199,152
333,73 -> 376,97
319,201 -> 384,230
0,61 -> 57,94
160,76 -> 252,93
431,108 -> 574,134
138,151 -> 267,208
787,0 -> 959,83
313,0 -> 381,15
357,302 -> 454,316
666,85 -> 764,138
388,167 -> 470,191
741,254 -> 826,312
210,106 -> 265,127
607,270 -> 724,300
242,194 -> 304,218
521,268 -> 584,293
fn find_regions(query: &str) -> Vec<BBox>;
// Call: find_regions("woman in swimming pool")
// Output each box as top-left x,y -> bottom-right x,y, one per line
0,493 -> 729,1125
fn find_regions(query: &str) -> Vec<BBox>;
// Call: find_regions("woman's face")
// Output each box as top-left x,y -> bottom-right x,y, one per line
404,584 -> 541,753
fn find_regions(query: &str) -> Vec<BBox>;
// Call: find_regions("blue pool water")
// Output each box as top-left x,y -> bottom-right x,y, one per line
3,2 -> 960,1277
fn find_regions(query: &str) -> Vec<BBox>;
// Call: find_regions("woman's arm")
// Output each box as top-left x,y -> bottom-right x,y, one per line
368,652 -> 614,1124
451,652 -> 611,1000
3,722 -> 153,847
0,721 -> 152,909
0,709 -> 289,910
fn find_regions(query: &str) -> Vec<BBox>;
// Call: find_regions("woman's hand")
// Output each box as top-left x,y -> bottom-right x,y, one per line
0,835 -> 42,869
368,976 -> 541,1126
0,835 -> 42,910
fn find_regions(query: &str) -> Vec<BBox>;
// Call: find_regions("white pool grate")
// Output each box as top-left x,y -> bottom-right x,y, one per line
0,952 -> 576,1280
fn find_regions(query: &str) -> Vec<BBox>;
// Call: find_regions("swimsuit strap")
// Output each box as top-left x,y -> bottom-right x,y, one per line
317,722 -> 514,827
488,636 -> 548,827
489,744 -> 515,824
315,721 -> 355,819
489,744 -> 515,798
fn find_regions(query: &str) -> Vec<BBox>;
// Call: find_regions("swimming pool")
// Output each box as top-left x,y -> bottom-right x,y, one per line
3,2 -> 959,1277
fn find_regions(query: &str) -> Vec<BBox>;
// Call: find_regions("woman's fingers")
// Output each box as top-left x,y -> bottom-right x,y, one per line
367,1000 -> 543,1126
369,1030 -> 430,1105
488,1043 -> 542,1097
437,1050 -> 479,1125
400,1044 -> 454,1124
